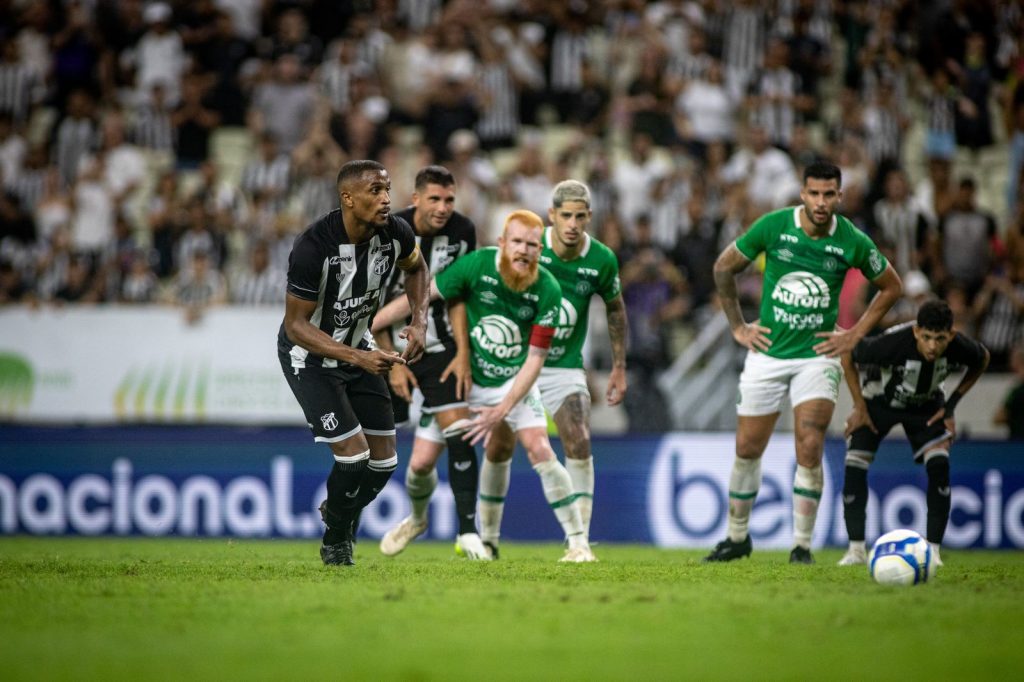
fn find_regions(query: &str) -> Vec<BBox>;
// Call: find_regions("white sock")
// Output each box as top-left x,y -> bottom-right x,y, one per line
479,459 -> 511,545
793,464 -> 823,549
565,457 -> 594,539
849,540 -> 866,554
533,459 -> 584,542
405,467 -> 437,524
728,457 -> 761,542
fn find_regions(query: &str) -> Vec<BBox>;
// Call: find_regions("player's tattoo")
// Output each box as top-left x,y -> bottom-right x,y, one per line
556,393 -> 592,459
606,296 -> 628,369
713,245 -> 751,331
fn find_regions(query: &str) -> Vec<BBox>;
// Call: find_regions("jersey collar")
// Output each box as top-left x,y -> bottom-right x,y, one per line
544,226 -> 591,259
793,206 -> 837,237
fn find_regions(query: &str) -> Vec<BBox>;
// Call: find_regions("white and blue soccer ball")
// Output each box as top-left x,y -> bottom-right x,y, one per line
869,529 -> 936,586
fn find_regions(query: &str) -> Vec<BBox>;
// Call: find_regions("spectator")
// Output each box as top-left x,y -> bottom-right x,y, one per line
0,114 -> 27,191
131,2 -> 185,102
172,249 -> 227,325
132,83 -> 175,155
120,249 -> 159,303
613,130 -> 671,237
748,38 -> 811,151
869,168 -> 931,278
624,45 -> 676,146
933,178 -> 996,298
54,89 -> 98,187
914,157 -> 956,229
54,255 -> 101,304
249,53 -> 316,153
721,124 -> 800,212
972,273 -> 1024,371
0,39 -> 41,123
921,67 -> 959,162
473,24 -> 520,151
994,344 -> 1024,438
240,132 -> 290,209
69,157 -> 114,261
674,60 -> 736,160
230,240 -> 284,305
172,74 -> 221,169
952,32 -> 994,153
508,134 -> 553,219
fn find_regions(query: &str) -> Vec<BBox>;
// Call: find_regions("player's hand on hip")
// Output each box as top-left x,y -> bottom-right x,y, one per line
845,404 -> 877,437
927,407 -> 956,439
360,349 -> 405,375
398,324 -> 426,364
440,353 -> 472,401
814,328 -> 858,357
606,366 -> 627,406
733,323 -> 772,352
389,363 -> 418,401
465,405 -> 505,447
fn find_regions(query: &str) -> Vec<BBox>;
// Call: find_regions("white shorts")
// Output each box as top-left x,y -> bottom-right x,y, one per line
469,378 -> 548,432
536,367 -> 589,415
736,352 -> 842,416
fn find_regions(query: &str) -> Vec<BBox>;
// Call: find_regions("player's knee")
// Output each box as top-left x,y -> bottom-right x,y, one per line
925,450 -> 950,481
736,435 -> 768,459
795,432 -> 825,461
845,450 -> 874,470
441,418 -> 474,439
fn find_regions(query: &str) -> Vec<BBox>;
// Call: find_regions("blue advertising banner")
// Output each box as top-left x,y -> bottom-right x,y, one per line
1,427 -> 1022,548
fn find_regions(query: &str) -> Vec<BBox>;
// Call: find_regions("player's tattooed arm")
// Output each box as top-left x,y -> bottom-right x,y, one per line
605,295 -> 628,406
714,243 -> 771,352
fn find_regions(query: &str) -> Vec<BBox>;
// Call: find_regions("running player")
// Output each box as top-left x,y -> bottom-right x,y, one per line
373,166 -> 490,560
839,299 -> 989,566
278,160 -> 428,566
705,161 -> 903,564
478,180 -> 628,548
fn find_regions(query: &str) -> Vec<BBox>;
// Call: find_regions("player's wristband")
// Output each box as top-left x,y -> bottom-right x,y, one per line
943,393 -> 962,416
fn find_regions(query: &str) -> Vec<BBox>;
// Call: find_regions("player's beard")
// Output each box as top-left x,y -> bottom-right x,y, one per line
498,249 -> 539,293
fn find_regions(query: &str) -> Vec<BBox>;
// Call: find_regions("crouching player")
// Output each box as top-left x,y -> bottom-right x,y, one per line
839,300 -> 989,566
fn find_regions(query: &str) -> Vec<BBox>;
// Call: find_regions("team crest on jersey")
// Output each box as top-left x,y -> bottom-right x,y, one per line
372,254 -> 391,275
823,256 -> 838,271
517,305 -> 534,320
575,280 -> 592,295
320,412 -> 338,431
868,249 -> 882,273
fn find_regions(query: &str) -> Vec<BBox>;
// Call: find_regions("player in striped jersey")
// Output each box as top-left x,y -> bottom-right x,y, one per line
839,300 -> 989,567
374,166 -> 491,560
278,160 -> 429,566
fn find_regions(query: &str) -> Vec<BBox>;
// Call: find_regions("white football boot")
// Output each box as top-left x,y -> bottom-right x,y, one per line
559,545 -> 598,563
929,542 -> 944,567
837,545 -> 867,566
379,516 -> 427,556
455,532 -> 493,560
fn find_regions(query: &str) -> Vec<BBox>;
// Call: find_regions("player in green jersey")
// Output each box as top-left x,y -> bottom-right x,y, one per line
479,180 -> 628,546
372,209 -> 596,562
704,161 -> 903,564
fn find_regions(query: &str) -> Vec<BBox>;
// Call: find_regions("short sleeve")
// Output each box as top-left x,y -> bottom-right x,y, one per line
599,250 -> 622,302
852,229 -> 888,280
435,249 -> 474,300
392,216 -> 418,265
534,273 -> 561,328
851,333 -> 891,365
947,333 -> 988,369
734,214 -> 773,260
286,237 -> 323,301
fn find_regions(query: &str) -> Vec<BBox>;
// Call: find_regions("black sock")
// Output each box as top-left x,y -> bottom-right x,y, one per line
446,435 -> 480,535
926,455 -> 951,544
843,465 -> 869,542
323,458 -> 369,544
354,456 -> 398,512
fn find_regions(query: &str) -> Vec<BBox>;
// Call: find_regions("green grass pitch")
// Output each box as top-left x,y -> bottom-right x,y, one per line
1,538 -> 1021,681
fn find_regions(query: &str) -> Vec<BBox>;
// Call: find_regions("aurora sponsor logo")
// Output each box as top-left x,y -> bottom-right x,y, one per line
770,272 -> 832,309
471,315 -> 523,360
553,298 -> 578,341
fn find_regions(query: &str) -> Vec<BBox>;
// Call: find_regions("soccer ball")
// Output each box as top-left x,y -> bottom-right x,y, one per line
869,529 -> 936,586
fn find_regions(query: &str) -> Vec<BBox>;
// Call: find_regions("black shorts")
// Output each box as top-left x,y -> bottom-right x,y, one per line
388,347 -> 468,420
848,401 -> 952,463
279,353 -> 395,443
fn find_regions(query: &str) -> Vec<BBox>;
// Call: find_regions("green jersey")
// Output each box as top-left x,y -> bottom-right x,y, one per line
435,247 -> 561,387
539,228 -> 622,369
735,206 -> 888,360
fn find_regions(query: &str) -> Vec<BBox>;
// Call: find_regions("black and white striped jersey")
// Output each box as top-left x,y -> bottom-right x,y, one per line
277,209 -> 418,369
854,323 -> 987,411
384,206 -> 476,355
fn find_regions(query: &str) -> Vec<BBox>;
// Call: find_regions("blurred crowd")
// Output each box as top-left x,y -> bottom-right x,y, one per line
1,0 -> 1024,378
